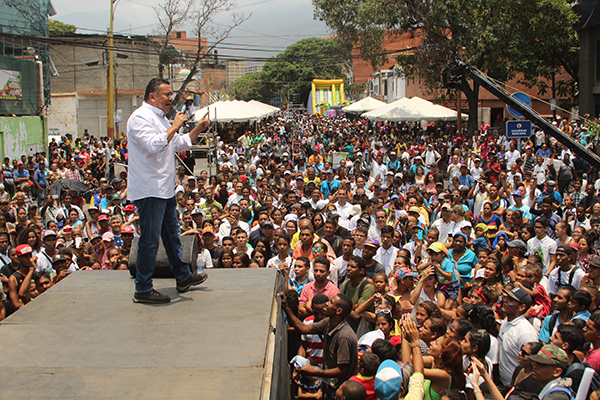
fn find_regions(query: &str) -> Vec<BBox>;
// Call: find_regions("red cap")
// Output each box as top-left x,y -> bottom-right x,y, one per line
15,244 -> 33,256
121,225 -> 134,234
98,214 -> 109,221
123,204 -> 135,212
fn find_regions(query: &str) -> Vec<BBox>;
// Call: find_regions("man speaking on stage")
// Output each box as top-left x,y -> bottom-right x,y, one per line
127,78 -> 210,304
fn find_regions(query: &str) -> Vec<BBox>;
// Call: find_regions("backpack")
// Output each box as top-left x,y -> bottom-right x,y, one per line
544,386 -> 575,400
565,363 -> 600,400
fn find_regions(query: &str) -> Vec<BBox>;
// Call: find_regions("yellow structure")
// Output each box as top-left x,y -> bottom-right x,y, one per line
310,79 -> 345,115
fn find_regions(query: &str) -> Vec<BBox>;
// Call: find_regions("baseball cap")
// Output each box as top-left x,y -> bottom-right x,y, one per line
201,227 -> 215,236
546,180 -> 556,186
52,253 -> 69,264
358,217 -> 370,226
327,211 -> 340,219
121,225 -> 134,234
586,256 -> 600,271
261,221 -> 274,228
123,204 -> 135,213
375,360 -> 404,400
441,204 -> 452,211
90,233 -> 102,242
427,242 -> 448,254
512,190 -> 524,197
395,267 -> 417,280
556,244 -> 574,256
408,206 -> 421,214
503,287 -> 532,308
453,205 -> 466,215
111,193 -> 120,200
364,238 -> 380,249
284,170 -> 291,175
475,223 -> 489,232
102,232 -> 114,242
98,214 -> 109,221
16,244 -> 33,256
507,239 -> 526,252
42,230 -> 58,239
528,344 -> 568,369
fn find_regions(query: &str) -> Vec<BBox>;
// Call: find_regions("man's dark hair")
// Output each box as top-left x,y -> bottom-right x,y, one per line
371,339 -> 397,361
312,293 -> 329,306
144,78 -> 170,101
556,324 -> 585,353
313,256 -> 330,271
381,225 -> 394,235
300,225 -> 314,234
338,380 -> 367,400
589,310 -> 600,331
277,233 -> 291,244
222,236 -> 234,244
349,255 -> 366,272
359,352 -> 380,377
571,290 -> 593,310
295,256 -> 310,268
0,232 -> 9,241
324,218 -> 338,228
240,209 -> 252,222
558,284 -> 577,299
336,294 -> 353,317
535,216 -> 549,228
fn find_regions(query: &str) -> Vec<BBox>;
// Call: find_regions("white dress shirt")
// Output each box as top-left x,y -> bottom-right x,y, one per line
127,102 -> 192,201
375,245 -> 398,275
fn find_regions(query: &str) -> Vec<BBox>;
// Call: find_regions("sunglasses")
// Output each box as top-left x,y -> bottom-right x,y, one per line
375,309 -> 392,315
520,346 -> 531,358
312,247 -> 325,252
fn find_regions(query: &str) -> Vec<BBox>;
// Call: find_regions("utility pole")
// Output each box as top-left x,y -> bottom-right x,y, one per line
456,88 -> 462,135
107,0 -> 115,139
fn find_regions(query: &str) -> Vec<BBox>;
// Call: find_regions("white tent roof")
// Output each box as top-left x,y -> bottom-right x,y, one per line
362,96 -> 468,122
248,99 -> 280,115
194,101 -> 262,122
342,96 -> 387,113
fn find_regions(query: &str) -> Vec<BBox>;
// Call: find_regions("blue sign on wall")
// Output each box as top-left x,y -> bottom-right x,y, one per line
506,120 -> 532,138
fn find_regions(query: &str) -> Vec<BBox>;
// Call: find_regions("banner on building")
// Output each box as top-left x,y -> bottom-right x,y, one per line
0,70 -> 22,100
0,55 -> 39,116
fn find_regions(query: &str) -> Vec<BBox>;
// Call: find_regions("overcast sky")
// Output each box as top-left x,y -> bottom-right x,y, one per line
50,0 -> 330,63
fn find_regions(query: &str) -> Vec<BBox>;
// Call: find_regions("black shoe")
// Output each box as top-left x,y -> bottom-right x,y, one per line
176,272 -> 208,292
133,289 -> 171,304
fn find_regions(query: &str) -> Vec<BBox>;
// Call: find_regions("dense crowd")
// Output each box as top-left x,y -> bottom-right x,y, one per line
3,110 -> 600,400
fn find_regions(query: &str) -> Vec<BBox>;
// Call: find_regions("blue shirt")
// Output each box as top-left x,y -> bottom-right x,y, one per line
34,169 -> 47,188
438,257 -> 459,285
448,248 -> 479,286
321,179 -> 340,198
13,169 -> 29,180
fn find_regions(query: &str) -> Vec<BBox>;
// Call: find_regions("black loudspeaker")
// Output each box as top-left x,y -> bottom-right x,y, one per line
128,235 -> 198,278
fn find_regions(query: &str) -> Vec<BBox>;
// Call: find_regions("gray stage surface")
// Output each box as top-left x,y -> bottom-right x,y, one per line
0,269 -> 288,400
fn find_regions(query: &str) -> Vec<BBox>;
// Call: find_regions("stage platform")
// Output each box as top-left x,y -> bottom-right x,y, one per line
0,269 -> 289,400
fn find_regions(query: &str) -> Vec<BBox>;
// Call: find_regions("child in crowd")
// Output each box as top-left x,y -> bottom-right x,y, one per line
418,242 -> 460,310
350,352 -> 380,400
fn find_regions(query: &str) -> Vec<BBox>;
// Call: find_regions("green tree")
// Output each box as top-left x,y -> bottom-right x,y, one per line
232,71 -> 270,102
261,37 -> 351,106
48,20 -> 76,36
313,0 -> 579,133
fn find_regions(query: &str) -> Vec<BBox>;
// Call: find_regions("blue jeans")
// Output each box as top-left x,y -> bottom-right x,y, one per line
134,196 -> 191,293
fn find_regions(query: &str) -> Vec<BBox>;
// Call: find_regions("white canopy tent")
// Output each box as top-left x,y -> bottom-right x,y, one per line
342,96 -> 387,113
248,99 -> 280,115
362,96 -> 468,122
193,101 -> 262,123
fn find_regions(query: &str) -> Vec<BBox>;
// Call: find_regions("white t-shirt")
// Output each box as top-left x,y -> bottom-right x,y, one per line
527,236 -> 557,274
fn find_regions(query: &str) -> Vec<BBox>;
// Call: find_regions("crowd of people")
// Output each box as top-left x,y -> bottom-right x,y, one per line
2,108 -> 600,400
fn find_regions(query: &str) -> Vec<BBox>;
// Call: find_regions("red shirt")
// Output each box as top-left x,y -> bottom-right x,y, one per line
350,375 -> 376,400
585,347 -> 600,374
